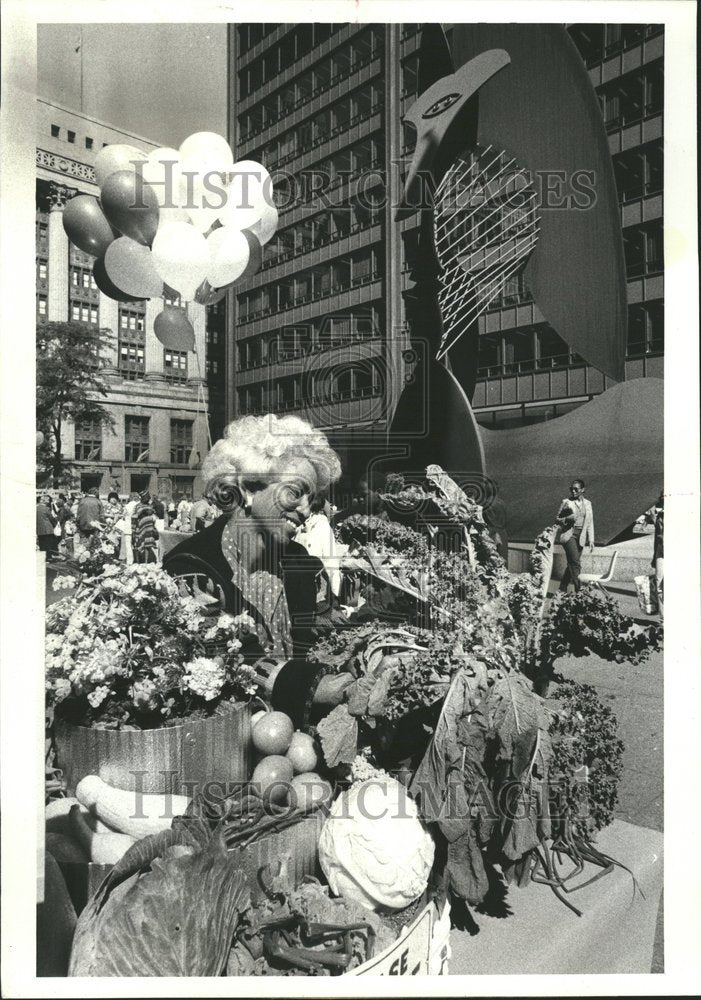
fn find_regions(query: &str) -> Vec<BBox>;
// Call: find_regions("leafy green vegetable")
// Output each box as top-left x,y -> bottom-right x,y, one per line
316,705 -> 359,767
69,828 -> 248,976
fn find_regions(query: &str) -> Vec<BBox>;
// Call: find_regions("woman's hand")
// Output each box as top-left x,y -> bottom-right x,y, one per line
252,656 -> 286,700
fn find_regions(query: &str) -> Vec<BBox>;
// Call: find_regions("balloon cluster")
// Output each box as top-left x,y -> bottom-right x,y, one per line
62,132 -> 276,350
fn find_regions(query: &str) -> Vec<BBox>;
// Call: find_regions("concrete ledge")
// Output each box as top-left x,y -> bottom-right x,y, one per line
508,538 -> 654,584
449,820 -> 663,975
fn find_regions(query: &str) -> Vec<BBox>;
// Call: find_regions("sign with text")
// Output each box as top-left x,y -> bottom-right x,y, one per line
348,905 -> 433,976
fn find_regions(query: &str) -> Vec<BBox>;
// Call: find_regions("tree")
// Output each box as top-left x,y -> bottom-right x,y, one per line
36,322 -> 117,488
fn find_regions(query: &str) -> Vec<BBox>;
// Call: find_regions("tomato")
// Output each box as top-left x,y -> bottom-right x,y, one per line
251,711 -> 294,755
288,773 -> 333,812
251,755 -> 294,803
285,731 -> 318,774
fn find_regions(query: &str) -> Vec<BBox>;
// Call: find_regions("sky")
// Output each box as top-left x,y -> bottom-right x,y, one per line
37,23 -> 228,148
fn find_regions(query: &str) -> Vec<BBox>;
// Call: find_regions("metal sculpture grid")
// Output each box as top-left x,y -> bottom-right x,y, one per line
433,144 -> 540,361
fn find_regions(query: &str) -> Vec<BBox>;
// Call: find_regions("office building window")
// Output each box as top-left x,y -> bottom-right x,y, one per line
75,417 -> 102,461
627,301 -> 664,357
170,419 -> 193,464
67,130 -> 76,144
37,260 -> 48,281
37,295 -> 48,321
51,124 -> 60,138
164,349 -> 188,383
120,309 -> 145,333
125,415 -> 149,462
503,330 -> 536,374
477,334 -> 501,376
119,339 -> 145,378
85,137 -> 93,149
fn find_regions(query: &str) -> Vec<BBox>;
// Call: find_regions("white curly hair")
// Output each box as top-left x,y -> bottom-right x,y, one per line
202,414 -> 342,511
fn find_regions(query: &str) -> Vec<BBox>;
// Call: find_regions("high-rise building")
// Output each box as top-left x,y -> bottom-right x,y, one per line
36,99 -> 226,497
225,22 -> 663,454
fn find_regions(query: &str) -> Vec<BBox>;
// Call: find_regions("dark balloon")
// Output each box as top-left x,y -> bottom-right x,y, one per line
100,169 -> 160,246
93,255 -> 146,303
153,305 -> 196,352
63,195 -> 115,257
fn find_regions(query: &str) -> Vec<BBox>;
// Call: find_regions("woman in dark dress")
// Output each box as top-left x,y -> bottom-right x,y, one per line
163,414 -> 352,726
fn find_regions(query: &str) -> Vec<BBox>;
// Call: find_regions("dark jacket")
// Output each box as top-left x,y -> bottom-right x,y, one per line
77,495 -> 104,532
36,502 -> 57,536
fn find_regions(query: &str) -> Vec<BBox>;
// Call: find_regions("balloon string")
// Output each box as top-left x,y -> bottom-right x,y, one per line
194,339 -> 213,452
185,300 -> 213,454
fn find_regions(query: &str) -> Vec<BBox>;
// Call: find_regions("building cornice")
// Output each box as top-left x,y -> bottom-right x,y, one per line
37,148 -> 96,185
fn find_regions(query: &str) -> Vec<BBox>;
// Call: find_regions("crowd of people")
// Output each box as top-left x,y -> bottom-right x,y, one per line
35,486 -> 220,565
36,464 -> 664,622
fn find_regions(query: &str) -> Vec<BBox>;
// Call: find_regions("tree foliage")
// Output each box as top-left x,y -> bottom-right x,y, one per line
36,322 -> 116,487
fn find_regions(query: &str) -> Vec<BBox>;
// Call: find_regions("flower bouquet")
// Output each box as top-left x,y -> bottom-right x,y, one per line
47,563 -> 262,794
72,524 -> 121,578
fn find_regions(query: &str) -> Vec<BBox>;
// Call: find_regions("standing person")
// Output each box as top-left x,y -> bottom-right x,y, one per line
119,492 -> 140,564
152,494 -> 166,531
650,492 -> 664,621
57,494 -> 73,536
104,491 -> 123,529
76,487 -> 105,545
177,493 -> 192,530
190,494 -> 215,533
557,479 -> 594,593
167,498 -> 177,527
36,495 -> 58,555
131,491 -> 159,564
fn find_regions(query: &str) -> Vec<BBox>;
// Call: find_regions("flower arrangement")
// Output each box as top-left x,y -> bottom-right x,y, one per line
72,524 -> 121,577
46,563 -> 260,729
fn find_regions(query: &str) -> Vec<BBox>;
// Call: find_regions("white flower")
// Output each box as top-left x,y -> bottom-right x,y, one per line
54,677 -> 72,701
131,678 -> 158,712
87,685 -> 111,708
182,656 -> 226,701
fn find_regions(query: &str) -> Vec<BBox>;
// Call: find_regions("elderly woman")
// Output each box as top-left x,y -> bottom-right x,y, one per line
163,415 -> 353,724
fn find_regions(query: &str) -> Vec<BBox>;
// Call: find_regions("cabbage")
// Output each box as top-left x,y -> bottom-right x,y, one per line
68,826 -> 248,976
318,777 -> 435,911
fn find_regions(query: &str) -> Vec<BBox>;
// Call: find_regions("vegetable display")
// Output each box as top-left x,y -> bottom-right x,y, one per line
307,466 -> 662,913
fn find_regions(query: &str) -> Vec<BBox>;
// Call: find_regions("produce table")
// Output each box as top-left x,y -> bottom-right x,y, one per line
449,819 -> 663,975
160,529 -> 188,557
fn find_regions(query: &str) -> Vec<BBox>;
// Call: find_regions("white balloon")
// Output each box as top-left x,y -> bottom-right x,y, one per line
179,132 -> 233,218
218,159 -> 271,229
156,205 -> 192,234
94,144 -> 147,188
206,226 -> 250,288
141,147 -> 188,209
151,222 -> 210,301
104,237 -> 163,299
247,201 -> 279,246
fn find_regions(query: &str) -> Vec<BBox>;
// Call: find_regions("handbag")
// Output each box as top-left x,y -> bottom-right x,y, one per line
634,573 -> 659,615
53,522 -> 62,537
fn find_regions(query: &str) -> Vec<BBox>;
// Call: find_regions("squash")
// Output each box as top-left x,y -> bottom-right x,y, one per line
75,775 -> 190,840
68,804 -> 136,864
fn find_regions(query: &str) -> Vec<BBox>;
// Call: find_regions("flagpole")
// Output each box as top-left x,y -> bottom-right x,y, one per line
79,27 -> 84,114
